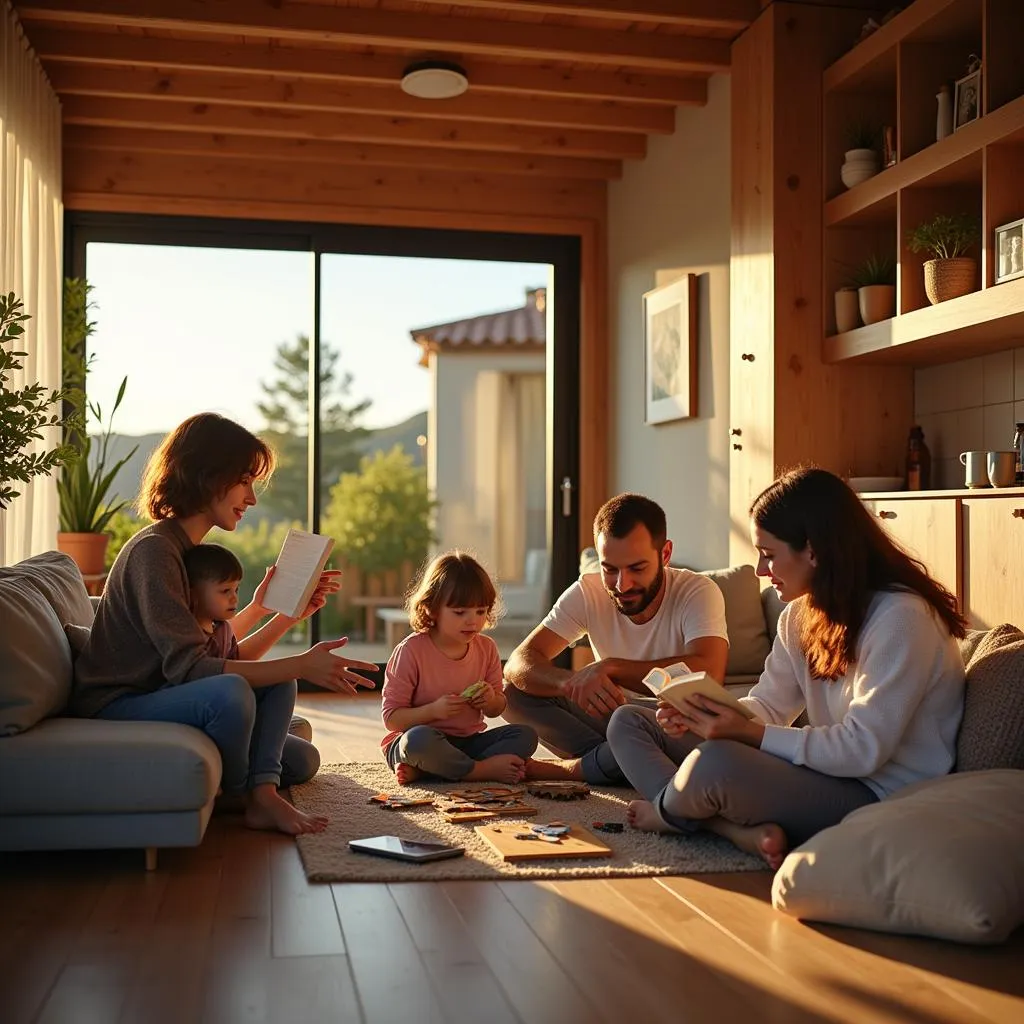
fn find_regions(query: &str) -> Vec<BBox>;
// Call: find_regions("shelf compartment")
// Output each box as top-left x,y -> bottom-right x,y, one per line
825,0 -> 981,93
984,141 -> 1024,287
900,176 -> 983,314
825,91 -> 1024,227
985,0 -> 1024,114
824,275 -> 1024,365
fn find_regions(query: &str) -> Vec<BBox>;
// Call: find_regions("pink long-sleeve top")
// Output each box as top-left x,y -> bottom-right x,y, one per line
380,630 -> 504,752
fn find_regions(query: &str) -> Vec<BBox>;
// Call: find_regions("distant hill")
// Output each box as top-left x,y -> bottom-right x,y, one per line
96,410 -> 428,516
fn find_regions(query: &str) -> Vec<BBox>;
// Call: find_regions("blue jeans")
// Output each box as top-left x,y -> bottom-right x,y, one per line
97,675 -> 299,795
385,724 -> 538,781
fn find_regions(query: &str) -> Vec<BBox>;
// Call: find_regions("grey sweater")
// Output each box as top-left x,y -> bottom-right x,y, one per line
70,520 -> 228,717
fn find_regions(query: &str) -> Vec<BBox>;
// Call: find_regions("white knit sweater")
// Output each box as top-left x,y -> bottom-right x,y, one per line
740,590 -> 965,799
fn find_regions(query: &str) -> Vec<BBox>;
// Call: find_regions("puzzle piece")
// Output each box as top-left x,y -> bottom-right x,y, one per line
446,786 -> 521,803
592,821 -> 625,834
525,781 -> 591,801
368,793 -> 435,810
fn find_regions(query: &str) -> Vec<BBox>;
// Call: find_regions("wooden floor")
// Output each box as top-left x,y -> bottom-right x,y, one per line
2,693 -> 1022,1024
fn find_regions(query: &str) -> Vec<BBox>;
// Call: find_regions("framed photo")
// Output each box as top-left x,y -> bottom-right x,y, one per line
954,68 -> 981,130
995,217 -> 1024,284
643,273 -> 697,425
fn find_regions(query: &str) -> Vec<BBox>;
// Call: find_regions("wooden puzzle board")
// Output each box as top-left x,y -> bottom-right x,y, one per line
474,823 -> 612,861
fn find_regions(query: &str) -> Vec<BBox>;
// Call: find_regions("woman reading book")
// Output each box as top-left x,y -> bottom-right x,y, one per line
606,467 -> 966,869
71,413 -> 377,836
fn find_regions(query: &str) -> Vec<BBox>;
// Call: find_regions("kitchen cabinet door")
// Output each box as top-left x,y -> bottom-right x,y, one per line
962,497 -> 1024,630
863,497 -> 961,605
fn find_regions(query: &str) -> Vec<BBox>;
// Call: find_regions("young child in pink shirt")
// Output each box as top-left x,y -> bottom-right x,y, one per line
381,551 -> 538,784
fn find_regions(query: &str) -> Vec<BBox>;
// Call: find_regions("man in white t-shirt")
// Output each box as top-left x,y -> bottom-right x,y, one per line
505,493 -> 729,784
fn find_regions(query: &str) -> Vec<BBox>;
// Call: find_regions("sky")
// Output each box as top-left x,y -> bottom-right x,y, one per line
84,243 -> 550,436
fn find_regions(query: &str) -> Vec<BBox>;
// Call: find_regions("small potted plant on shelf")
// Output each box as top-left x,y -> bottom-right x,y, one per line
57,278 -> 137,577
906,213 -> 979,304
836,254 -> 896,330
840,123 -> 880,189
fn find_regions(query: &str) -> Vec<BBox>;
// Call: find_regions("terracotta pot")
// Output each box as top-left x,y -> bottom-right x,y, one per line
858,284 -> 896,325
57,532 -> 109,577
834,288 -> 861,333
923,257 -> 977,304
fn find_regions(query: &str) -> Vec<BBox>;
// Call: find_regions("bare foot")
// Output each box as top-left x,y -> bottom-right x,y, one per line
465,754 -> 527,784
244,786 -> 328,836
626,799 -> 678,834
524,757 -> 584,781
707,818 -> 789,870
396,763 -> 423,786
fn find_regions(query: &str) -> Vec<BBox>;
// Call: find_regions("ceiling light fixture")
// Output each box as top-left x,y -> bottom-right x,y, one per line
400,60 -> 469,100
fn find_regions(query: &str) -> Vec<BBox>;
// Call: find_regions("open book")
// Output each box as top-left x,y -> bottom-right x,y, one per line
641,664 -> 757,720
261,529 -> 335,619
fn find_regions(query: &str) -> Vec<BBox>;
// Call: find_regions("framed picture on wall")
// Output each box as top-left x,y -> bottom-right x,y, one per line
995,217 -> 1024,284
643,273 -> 697,425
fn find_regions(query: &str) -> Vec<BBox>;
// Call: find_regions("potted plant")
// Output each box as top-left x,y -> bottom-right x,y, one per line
906,213 -> 979,304
0,292 -> 81,516
840,123 -> 880,189
57,279 -> 137,576
851,254 -> 897,326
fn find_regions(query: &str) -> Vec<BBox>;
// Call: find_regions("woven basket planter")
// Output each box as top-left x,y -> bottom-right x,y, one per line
924,257 -> 977,304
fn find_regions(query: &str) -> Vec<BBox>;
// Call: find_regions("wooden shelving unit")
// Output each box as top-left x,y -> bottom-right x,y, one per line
822,0 -> 1024,363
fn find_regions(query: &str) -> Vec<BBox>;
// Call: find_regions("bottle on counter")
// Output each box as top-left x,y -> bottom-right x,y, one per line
1014,422 -> 1024,485
906,425 -> 931,490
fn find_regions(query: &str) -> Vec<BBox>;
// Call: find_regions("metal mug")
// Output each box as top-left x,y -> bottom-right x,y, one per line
987,450 -> 1017,488
960,451 -> 989,488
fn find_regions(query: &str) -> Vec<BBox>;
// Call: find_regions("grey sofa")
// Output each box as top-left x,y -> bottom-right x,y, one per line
0,551 -> 311,869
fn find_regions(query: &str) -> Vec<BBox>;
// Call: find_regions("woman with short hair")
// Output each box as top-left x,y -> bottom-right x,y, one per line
607,467 -> 966,868
71,413 -> 375,835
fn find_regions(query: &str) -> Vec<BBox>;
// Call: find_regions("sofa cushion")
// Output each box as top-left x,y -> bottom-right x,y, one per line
0,580 -> 74,736
3,551 -> 93,628
702,565 -> 772,675
0,717 -> 220,814
956,624 -> 1024,772
771,770 -> 1024,945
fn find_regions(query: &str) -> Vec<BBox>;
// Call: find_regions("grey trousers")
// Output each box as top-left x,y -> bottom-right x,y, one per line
606,704 -> 878,847
385,724 -> 538,781
503,685 -> 658,785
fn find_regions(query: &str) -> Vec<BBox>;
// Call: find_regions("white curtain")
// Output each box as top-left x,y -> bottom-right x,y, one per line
495,373 -> 546,581
0,0 -> 63,566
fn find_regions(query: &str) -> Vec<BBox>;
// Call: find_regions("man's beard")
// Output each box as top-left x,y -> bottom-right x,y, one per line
607,564 -> 664,618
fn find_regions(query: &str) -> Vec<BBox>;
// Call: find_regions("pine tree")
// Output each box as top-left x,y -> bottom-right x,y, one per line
256,334 -> 371,521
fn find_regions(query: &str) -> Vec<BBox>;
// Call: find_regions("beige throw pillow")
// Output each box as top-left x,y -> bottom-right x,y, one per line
702,565 -> 771,675
772,770 -> 1024,944
956,624 -> 1024,772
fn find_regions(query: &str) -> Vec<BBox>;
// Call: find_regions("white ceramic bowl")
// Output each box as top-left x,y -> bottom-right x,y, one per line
848,476 -> 905,493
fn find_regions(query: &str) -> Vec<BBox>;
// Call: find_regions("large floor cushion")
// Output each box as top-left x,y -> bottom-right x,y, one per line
956,623 -> 1024,771
0,718 -> 220,815
772,770 -> 1024,945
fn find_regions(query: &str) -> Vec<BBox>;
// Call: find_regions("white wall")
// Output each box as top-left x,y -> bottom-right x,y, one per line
607,73 -> 732,570
428,349 -> 545,577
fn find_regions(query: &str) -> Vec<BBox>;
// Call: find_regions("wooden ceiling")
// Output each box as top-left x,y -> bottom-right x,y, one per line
13,0 -> 757,223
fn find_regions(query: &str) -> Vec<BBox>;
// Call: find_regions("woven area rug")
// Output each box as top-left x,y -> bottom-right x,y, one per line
291,762 -> 766,882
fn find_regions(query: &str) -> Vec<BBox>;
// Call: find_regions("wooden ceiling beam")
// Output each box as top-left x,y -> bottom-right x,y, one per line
405,0 -> 758,30
62,149 -> 608,221
31,29 -> 707,106
19,0 -> 731,72
46,64 -> 675,135
60,95 -> 647,160
63,125 -> 623,180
